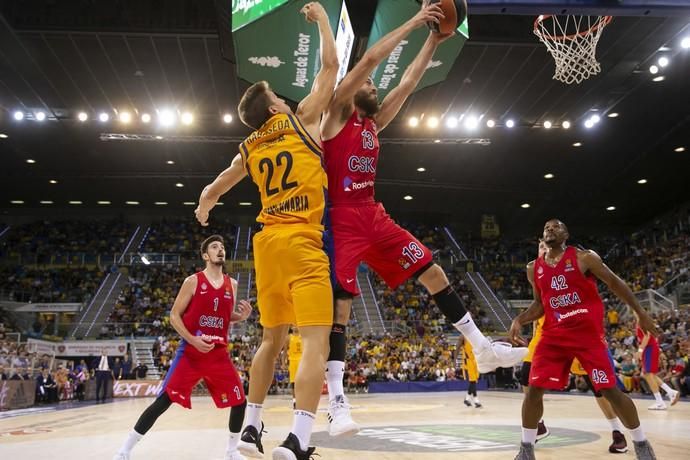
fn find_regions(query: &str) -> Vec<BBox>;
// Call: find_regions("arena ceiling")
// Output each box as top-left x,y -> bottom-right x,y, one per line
0,0 -> 689,236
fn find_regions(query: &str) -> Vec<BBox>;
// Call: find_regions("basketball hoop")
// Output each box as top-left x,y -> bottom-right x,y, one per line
534,15 -> 612,85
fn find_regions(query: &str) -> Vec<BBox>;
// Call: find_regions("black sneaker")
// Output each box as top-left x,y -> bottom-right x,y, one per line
609,430 -> 628,453
536,420 -> 550,443
271,432 -> 316,460
238,423 -> 265,458
463,399 -> 472,407
474,402 -> 483,408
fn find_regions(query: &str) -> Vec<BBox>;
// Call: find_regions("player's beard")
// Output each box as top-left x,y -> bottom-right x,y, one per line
354,90 -> 379,118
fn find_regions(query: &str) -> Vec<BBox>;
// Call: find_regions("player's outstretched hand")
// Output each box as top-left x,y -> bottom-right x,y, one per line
509,318 -> 527,346
636,310 -> 659,336
190,335 -> 214,353
235,300 -> 253,322
430,30 -> 454,44
410,1 -> 444,29
301,2 -> 327,23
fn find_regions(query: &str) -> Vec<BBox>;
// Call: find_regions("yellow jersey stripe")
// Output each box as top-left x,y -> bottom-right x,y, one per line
287,114 -> 322,158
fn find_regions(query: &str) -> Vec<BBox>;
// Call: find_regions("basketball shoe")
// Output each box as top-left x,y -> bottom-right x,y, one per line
271,433 -> 315,460
536,420 -> 550,442
667,388 -> 680,406
238,422 -> 265,458
633,440 -> 657,460
476,341 -> 529,374
463,397 -> 472,407
647,402 -> 667,411
514,442 -> 536,460
609,430 -> 628,453
225,450 -> 247,460
327,395 -> 360,437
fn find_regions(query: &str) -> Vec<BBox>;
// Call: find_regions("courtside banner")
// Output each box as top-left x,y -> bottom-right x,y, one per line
113,380 -> 164,398
27,338 -> 127,357
367,0 -> 468,99
233,0 -> 347,103
0,381 -> 35,410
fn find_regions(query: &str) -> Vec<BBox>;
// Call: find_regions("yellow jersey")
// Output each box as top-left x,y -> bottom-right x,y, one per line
240,113 -> 328,228
288,333 -> 303,361
525,316 -> 545,363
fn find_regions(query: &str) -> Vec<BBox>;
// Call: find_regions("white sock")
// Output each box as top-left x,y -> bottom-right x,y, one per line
226,432 -> 240,452
629,425 -> 646,442
522,427 -> 537,445
607,417 -> 624,432
465,393 -> 471,401
653,392 -> 664,404
291,410 -> 315,450
473,396 -> 480,405
453,313 -> 489,350
119,429 -> 144,454
326,360 -> 345,402
659,382 -> 674,395
245,402 -> 263,430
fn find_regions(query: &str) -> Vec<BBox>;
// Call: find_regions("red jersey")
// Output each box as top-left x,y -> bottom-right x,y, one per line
534,246 -> 606,346
636,326 -> 659,350
322,111 -> 380,206
182,271 -> 234,354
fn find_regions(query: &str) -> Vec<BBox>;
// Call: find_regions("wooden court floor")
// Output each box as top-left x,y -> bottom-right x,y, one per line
1,391 -> 688,459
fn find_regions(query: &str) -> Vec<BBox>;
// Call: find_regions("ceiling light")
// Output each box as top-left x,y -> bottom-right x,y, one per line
573,142 -> 582,147
486,119 -> 495,128
40,200 -> 53,204
175,182 -> 184,188
183,201 -> 196,206
49,179 -> 58,184
14,111 -> 24,121
154,201 -> 168,205
69,201 -> 83,205
521,203 -> 530,209
591,114 -> 601,124
649,65 -> 659,74
434,139 -> 441,143
658,46 -> 671,52
159,109 -> 175,127
682,37 -> 690,49
637,179 -> 647,184
403,195 -> 413,201
239,202 -> 252,206
0,134 -> 7,139
97,201 -> 111,205
126,201 -> 139,205
78,112 -> 88,122
141,113 -> 151,123
652,76 -> 665,82
216,202 -> 224,206
119,111 -> 132,124
155,135 -> 164,140
544,173 -> 554,179
166,160 -> 175,165
674,147 -> 685,152
584,119 -> 595,129
426,116 -> 439,129
464,115 -> 479,130
658,56 -> 669,67
543,121 -> 552,129
35,111 -> 46,122
607,112 -> 619,118
561,120 -> 570,129
445,117 -> 458,129
606,206 -> 616,211
408,116 -> 419,127
181,112 -> 194,125
506,119 -> 515,128
99,112 -> 110,122
223,113 -> 233,124
10,200 -> 24,204
26,159 -> 36,164
417,167 -> 426,172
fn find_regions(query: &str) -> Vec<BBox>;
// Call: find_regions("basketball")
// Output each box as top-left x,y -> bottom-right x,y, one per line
427,0 -> 468,35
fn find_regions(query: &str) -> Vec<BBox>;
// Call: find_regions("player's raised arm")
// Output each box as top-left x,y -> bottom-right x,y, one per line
295,2 -> 339,127
195,153 -> 247,226
509,261 -> 545,345
323,2 -> 444,122
375,31 -> 452,132
580,249 -> 659,335
169,275 -> 213,353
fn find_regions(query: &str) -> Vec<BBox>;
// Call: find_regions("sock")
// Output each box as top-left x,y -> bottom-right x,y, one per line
659,382 -> 674,395
326,360 -> 345,402
291,410 -> 316,450
522,427 -> 537,445
245,402 -> 263,430
473,396 -> 480,405
226,432 -> 240,452
607,417 -> 624,432
453,313 -> 489,351
465,393 -> 471,401
653,392 -> 664,404
629,425 -> 646,442
118,429 -> 144,454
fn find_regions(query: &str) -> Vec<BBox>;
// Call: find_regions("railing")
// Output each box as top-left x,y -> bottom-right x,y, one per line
115,252 -> 182,265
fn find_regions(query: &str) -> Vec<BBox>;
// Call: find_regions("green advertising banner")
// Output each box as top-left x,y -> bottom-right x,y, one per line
232,0 -> 290,32
367,0 -> 469,99
233,0 -> 344,103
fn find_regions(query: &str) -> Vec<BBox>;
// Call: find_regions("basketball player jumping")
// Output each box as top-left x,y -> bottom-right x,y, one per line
510,219 -> 658,460
113,235 -> 253,460
195,3 -> 338,459
637,322 -> 680,410
319,1 -> 528,436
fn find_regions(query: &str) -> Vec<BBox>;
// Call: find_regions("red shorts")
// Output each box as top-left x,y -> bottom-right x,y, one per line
641,345 -> 660,374
160,343 -> 245,409
330,203 -> 433,296
529,337 -> 617,391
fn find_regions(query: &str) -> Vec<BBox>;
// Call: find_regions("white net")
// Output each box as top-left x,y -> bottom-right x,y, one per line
534,15 -> 612,85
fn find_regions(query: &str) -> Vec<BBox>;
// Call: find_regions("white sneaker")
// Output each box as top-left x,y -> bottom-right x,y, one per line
113,454 -> 129,460
648,402 -> 667,411
475,341 -> 529,374
327,397 -> 360,438
667,389 -> 680,406
225,450 -> 247,460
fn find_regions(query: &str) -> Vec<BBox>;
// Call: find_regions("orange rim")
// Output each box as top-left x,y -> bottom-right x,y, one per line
534,14 -> 612,40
